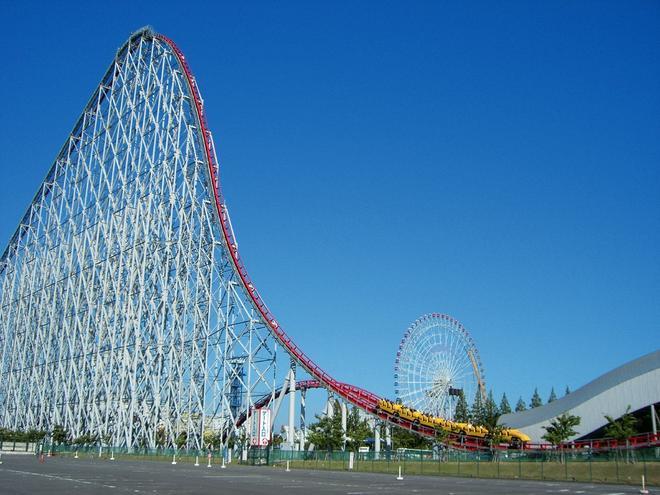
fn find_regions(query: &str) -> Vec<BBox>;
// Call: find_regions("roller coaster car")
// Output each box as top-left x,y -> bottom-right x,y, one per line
377,399 -> 396,415
399,407 -> 416,422
502,428 -> 531,446
450,421 -> 469,434
466,424 -> 488,439
419,415 -> 436,428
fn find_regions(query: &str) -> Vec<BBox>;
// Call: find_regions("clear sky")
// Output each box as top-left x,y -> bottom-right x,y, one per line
1,1 -> 659,419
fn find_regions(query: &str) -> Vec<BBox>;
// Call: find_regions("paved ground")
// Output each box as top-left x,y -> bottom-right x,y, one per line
0,453 -> 651,495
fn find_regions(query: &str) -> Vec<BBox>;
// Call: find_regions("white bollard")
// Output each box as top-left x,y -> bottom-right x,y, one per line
640,474 -> 649,494
98,446 -> 102,458
396,465 -> 403,480
221,456 -> 226,469
110,450 -> 115,461
172,453 -> 177,465
194,455 -> 199,467
207,453 -> 212,468
74,450 -> 79,459
285,460 -> 290,472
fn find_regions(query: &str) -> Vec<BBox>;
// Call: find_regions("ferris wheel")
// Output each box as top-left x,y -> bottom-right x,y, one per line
394,313 -> 486,419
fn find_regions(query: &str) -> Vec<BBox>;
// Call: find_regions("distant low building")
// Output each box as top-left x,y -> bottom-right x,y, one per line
498,350 -> 660,443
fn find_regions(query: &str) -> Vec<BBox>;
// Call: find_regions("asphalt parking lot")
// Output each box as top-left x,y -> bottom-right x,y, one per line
0,453 -> 651,495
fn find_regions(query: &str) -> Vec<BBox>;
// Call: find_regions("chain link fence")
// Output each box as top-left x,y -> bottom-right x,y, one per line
268,447 -> 659,486
27,443 -> 660,486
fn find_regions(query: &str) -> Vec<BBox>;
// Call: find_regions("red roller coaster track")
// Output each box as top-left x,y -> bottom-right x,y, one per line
156,33 -> 382,416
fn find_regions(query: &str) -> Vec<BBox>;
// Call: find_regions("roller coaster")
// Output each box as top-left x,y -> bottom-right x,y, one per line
0,28 -> 655,454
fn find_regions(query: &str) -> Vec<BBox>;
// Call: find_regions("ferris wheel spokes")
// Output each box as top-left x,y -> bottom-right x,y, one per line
394,313 -> 485,419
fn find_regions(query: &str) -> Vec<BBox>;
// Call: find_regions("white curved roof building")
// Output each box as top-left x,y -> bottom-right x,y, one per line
498,350 -> 660,442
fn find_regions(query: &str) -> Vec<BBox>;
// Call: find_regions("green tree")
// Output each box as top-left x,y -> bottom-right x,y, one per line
479,392 -> 505,462
454,391 -> 470,422
564,386 -> 570,396
470,390 -> 485,425
391,425 -> 432,450
434,425 -> 451,459
73,433 -> 97,447
27,429 -> 47,443
0,428 -> 12,441
604,406 -> 638,463
271,433 -> 284,448
481,390 -> 499,427
530,388 -> 543,408
345,406 -> 371,451
541,413 -> 580,463
51,425 -> 70,446
499,393 -> 512,415
548,387 -> 557,403
307,412 -> 343,451
486,424 -> 507,461
515,397 -> 527,412
155,426 -> 167,448
175,431 -> 187,449
203,430 -> 223,450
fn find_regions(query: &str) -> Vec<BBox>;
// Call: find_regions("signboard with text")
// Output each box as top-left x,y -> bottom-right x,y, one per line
258,408 -> 271,446
250,410 -> 259,446
249,408 -> 271,447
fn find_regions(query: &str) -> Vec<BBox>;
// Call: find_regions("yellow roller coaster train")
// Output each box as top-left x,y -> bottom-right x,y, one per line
377,399 -> 531,446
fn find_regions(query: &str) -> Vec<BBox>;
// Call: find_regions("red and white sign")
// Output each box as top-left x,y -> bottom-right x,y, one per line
258,408 -> 271,446
250,410 -> 259,446
249,408 -> 271,446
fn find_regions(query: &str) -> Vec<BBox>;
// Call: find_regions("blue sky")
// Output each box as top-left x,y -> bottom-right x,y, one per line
1,1 -> 658,419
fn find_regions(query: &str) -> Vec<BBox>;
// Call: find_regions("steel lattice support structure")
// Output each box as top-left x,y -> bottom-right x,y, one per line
0,28 -> 277,450
0,27 -> 435,455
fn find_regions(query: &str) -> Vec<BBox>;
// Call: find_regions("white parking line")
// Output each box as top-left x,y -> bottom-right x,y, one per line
1,468 -> 119,489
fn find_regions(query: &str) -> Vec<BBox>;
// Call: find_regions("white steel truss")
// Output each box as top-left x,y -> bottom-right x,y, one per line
0,28 -> 277,450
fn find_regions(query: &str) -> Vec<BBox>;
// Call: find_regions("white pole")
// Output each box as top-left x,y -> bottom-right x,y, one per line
172,453 -> 177,465
397,465 -> 403,480
98,445 -> 102,458
299,388 -> 307,451
341,402 -> 347,451
326,392 -> 335,417
640,474 -> 649,494
386,425 -> 392,450
207,453 -> 212,468
221,456 -> 226,469
74,450 -> 79,459
287,365 -> 296,449
651,404 -> 658,459
194,455 -> 199,467
374,422 -> 381,460
110,450 -> 115,461
286,460 -> 290,472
